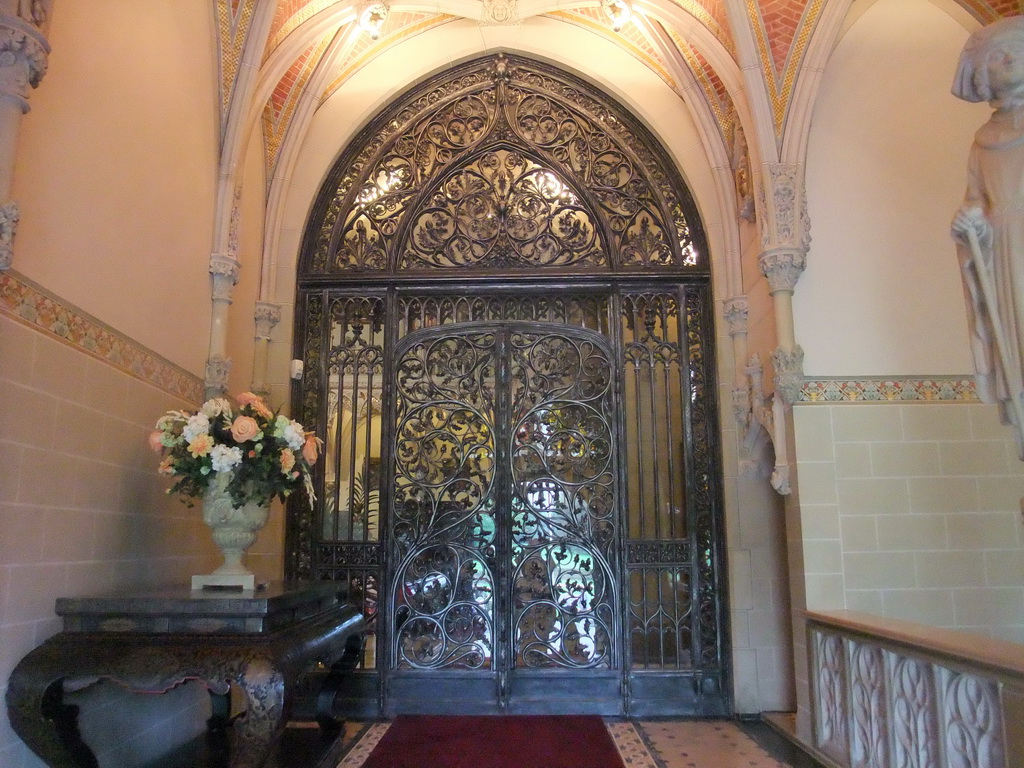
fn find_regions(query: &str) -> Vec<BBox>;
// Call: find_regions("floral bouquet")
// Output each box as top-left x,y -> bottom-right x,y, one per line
149,392 -> 321,509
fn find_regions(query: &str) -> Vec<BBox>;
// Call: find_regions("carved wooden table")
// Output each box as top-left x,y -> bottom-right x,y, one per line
6,582 -> 366,768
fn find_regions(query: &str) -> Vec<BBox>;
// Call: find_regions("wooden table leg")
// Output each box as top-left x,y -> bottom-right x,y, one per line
6,643 -> 99,768
315,633 -> 366,731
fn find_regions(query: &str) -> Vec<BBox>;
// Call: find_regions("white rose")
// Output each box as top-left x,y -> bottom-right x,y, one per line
201,397 -> 233,419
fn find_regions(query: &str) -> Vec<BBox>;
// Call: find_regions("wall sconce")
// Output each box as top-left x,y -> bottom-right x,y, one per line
601,0 -> 632,31
358,0 -> 390,39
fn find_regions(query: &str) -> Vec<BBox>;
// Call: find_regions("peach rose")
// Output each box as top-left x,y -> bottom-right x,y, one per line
148,430 -> 165,453
302,434 -> 320,464
236,391 -> 260,406
280,448 -> 296,473
237,392 -> 273,419
230,415 -> 261,443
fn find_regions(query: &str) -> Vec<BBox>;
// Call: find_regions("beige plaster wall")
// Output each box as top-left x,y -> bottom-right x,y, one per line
799,0 -> 983,377
789,0 -> 1024,642
10,0 -> 218,374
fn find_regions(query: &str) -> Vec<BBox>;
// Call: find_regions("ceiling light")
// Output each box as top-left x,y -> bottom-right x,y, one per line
358,1 -> 390,40
602,0 -> 631,32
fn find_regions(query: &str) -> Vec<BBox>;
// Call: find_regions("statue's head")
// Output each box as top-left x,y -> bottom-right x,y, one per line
953,17 -> 1024,104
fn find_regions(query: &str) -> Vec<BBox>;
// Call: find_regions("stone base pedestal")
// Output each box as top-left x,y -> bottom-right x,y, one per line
191,572 -> 256,590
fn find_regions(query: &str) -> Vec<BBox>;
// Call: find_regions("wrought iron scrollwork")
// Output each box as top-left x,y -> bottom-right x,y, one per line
389,324 -> 619,673
402,149 -> 602,269
292,51 -> 726,717
303,54 -> 706,275
392,332 -> 498,670
508,330 -> 617,669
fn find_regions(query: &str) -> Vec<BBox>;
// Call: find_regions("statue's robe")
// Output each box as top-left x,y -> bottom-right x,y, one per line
959,106 -> 1024,455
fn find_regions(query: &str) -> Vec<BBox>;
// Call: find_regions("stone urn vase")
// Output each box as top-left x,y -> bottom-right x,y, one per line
191,472 -> 270,590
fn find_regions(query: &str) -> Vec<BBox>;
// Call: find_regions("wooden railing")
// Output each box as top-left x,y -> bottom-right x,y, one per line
805,610 -> 1024,768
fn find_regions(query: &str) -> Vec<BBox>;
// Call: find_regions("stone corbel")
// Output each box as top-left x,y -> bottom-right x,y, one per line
771,344 -> 805,407
251,301 -> 282,400
737,354 -> 791,494
210,253 -> 239,303
480,0 -> 519,25
0,18 -> 49,105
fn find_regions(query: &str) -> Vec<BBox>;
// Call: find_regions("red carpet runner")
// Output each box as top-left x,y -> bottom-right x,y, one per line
357,715 -> 626,768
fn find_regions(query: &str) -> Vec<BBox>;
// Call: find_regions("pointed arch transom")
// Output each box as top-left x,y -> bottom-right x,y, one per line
301,54 -> 708,277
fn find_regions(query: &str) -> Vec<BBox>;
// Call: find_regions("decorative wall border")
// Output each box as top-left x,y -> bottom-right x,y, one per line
0,270 -> 204,403
799,377 -> 978,403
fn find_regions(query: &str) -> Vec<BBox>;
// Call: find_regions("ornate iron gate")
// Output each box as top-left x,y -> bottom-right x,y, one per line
388,322 -> 619,712
290,53 -> 729,717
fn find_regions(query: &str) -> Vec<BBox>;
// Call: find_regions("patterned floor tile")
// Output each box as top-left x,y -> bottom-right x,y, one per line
634,720 -> 793,768
336,722 -> 391,767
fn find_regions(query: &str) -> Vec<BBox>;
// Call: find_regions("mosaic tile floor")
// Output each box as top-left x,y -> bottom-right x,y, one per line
331,718 -> 825,768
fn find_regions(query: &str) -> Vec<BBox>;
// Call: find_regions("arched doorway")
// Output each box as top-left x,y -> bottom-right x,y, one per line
290,53 -> 729,717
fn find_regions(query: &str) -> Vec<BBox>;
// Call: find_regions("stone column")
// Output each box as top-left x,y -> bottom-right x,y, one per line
0,7 -> 49,270
206,253 -> 239,399
757,163 -> 809,404
723,296 -> 750,427
252,301 -> 281,400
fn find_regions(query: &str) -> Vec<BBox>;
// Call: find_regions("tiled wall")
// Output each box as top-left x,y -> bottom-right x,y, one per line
793,398 -> 1024,644
0,307 -> 284,766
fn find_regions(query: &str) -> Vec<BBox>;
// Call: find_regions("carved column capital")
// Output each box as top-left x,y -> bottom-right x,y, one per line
0,198 -> 18,270
0,16 -> 49,110
723,296 -> 748,337
771,344 -> 805,405
759,248 -> 807,295
204,354 -> 230,399
758,162 -> 811,252
254,301 -> 282,341
210,253 -> 239,303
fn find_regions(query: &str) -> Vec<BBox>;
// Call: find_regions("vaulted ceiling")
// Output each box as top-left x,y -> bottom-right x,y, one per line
214,0 -> 1015,197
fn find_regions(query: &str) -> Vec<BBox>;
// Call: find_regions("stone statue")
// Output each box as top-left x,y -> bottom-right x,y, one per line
951,17 -> 1024,458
